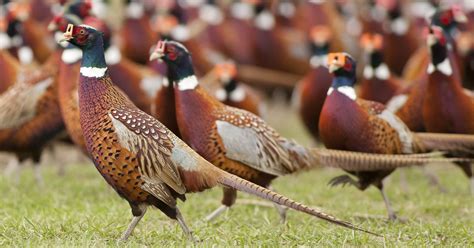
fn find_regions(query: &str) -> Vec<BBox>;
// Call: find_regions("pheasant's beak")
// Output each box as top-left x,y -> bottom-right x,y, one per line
59,24 -> 74,43
149,40 -> 166,61
426,33 -> 436,47
328,63 -> 341,73
149,51 -> 163,61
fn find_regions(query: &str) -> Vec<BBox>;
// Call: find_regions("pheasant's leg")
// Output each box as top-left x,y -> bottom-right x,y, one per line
398,169 -> 409,194
120,207 -> 147,241
204,187 -> 236,222
33,163 -> 44,187
421,165 -> 447,193
176,208 -> 196,242
377,184 -> 397,221
4,157 -> 20,184
268,186 -> 288,224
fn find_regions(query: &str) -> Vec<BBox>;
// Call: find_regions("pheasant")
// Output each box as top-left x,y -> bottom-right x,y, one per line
320,52 -> 474,219
387,5 -> 468,132
213,61 -> 262,116
5,2 -> 53,64
62,23 -> 384,240
52,13 -> 162,153
358,33 -> 406,104
3,4 -> 36,66
0,48 -> 64,185
402,4 -> 466,82
422,25 -> 474,194
376,0 -> 422,76
119,0 -> 157,64
293,25 -> 333,140
149,40 -> 469,223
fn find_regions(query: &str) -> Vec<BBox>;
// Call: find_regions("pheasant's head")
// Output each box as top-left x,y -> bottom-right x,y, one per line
432,4 -> 467,31
214,61 -> 237,83
327,52 -> 356,75
61,24 -> 103,49
310,25 -> 331,46
149,40 -> 191,67
360,33 -> 383,53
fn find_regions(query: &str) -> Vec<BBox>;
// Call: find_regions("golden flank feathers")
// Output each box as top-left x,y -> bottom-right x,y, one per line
109,107 -> 186,197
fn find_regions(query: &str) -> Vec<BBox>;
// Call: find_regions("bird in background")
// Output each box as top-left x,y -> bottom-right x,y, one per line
319,52 -> 474,220
293,25 -> 333,141
422,25 -> 474,194
62,23 -> 386,241
149,39 -> 467,223
358,32 -> 407,104
212,61 -> 263,116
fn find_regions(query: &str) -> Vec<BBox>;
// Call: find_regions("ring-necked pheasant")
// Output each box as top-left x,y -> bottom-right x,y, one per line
0,48 -> 64,185
358,33 -> 406,104
376,0 -> 422,76
422,25 -> 474,194
293,25 -> 333,140
212,61 -> 262,116
53,12 -> 163,152
319,52 -> 474,219
62,24 -> 381,240
387,5 -> 468,132
149,40 -> 468,223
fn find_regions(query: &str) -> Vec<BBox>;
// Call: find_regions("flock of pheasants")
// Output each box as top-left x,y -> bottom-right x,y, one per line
1,0 -> 474,241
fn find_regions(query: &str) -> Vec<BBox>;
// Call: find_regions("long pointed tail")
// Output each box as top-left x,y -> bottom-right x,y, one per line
414,133 -> 474,157
310,148 -> 472,171
216,170 -> 381,237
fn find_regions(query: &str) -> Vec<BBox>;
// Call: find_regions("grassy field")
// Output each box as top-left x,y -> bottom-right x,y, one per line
0,103 -> 473,247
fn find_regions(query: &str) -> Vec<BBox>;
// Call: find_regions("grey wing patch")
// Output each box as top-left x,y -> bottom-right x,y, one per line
109,108 -> 186,195
216,120 -> 290,176
0,77 -> 53,129
386,94 -> 408,113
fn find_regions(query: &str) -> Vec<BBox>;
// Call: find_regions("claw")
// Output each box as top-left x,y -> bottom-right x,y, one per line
328,175 -> 358,188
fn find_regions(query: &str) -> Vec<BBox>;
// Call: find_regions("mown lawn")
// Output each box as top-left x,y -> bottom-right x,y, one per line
0,103 -> 473,246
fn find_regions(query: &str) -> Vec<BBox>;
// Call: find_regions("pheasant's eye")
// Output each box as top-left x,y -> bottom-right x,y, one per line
79,29 -> 85,35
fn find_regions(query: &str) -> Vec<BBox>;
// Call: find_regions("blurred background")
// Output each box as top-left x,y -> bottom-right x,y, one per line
0,0 -> 473,246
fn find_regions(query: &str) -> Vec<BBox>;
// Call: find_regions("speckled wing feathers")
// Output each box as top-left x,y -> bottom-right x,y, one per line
109,107 -> 186,197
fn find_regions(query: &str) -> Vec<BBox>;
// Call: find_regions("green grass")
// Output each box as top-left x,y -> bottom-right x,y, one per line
1,162 -> 473,247
0,103 -> 473,246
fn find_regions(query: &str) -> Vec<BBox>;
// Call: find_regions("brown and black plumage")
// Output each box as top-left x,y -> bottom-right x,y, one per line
148,40 -> 466,224
0,50 -> 64,184
422,26 -> 474,194
319,52 -> 474,220
65,24 -> 383,240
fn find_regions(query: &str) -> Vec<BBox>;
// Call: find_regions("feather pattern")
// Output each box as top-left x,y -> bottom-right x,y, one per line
109,107 -> 186,195
0,76 -> 53,129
